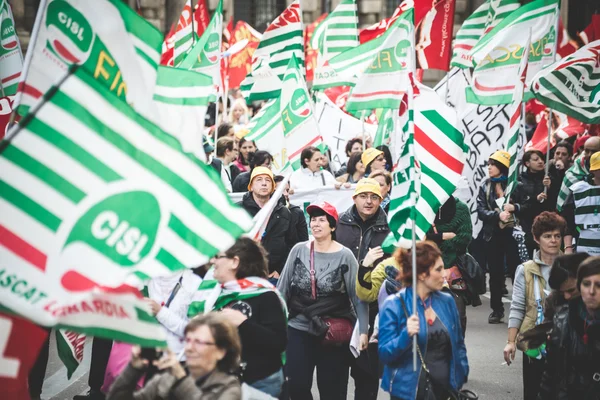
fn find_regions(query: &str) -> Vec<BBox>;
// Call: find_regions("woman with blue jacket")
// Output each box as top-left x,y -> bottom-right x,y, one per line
379,241 -> 469,399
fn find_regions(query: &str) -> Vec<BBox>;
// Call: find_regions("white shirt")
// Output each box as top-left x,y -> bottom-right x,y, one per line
218,158 -> 233,192
290,168 -> 336,191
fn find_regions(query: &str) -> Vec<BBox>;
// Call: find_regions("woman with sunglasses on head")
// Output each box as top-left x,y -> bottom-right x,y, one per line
277,202 -> 369,400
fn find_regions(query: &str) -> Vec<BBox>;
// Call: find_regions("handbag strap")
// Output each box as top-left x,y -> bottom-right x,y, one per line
398,295 -> 429,373
310,241 -> 317,300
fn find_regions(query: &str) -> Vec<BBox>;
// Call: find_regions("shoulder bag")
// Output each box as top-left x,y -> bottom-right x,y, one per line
398,296 -> 478,400
309,241 -> 353,345
486,181 -> 516,229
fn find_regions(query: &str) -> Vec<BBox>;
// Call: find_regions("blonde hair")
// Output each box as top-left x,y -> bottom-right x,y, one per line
228,98 -> 249,125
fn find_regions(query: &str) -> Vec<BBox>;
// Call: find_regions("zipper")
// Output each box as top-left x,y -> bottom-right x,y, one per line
389,367 -> 399,393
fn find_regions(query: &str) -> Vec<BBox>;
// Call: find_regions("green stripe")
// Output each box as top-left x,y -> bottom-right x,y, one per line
327,46 -> 354,53
248,116 -> 280,142
135,307 -> 157,323
155,248 -> 187,271
327,23 -> 357,29
577,237 -> 600,248
269,43 -> 304,58
55,331 -> 81,379
198,279 -> 219,290
465,88 -> 515,105
26,118 -> 122,183
258,30 -> 302,50
536,77 -> 600,123
136,47 -> 158,69
456,34 -> 481,40
331,11 -> 357,17
421,110 -> 465,149
575,205 -> 599,216
574,187 -> 600,201
1,146 -> 86,204
153,93 -> 213,106
168,213 -> 219,255
244,88 -> 282,101
325,34 -> 357,41
108,0 -> 163,49
55,324 -> 166,348
0,179 -> 61,231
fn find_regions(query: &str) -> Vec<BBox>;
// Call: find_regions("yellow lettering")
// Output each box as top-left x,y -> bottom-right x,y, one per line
510,44 -> 523,60
109,70 -> 121,91
495,46 -> 511,63
381,50 -> 392,68
94,51 -> 114,81
282,109 -> 292,125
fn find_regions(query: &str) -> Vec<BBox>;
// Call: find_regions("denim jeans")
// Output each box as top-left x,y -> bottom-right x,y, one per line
250,368 -> 284,398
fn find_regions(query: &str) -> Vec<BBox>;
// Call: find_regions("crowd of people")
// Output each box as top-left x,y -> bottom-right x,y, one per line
28,99 -> 600,400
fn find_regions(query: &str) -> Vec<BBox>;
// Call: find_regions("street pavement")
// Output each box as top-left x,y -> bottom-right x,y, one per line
39,284 -> 524,400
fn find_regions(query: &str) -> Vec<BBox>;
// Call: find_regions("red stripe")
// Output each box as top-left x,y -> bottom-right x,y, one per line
473,78 -> 515,92
22,84 -> 43,99
509,106 -> 521,126
61,270 -> 142,298
288,136 -> 323,159
414,125 -> 463,175
0,224 -> 47,271
351,90 -> 404,98
1,72 -> 20,84
454,44 -> 473,50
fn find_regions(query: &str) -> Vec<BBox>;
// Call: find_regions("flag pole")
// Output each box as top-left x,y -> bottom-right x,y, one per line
7,0 -> 49,129
544,15 -> 560,197
361,111 -> 366,148
190,0 -> 196,46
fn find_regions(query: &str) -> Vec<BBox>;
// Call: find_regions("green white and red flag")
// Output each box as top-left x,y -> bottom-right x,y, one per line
451,0 -> 520,68
180,0 -> 223,90
467,0 -> 560,104
241,0 -> 304,101
280,55 -> 325,170
344,8 -> 414,112
161,0 -> 210,66
530,40 -> 600,123
0,0 -> 22,96
172,0 -> 194,67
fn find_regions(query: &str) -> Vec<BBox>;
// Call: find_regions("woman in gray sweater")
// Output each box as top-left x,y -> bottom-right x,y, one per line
277,201 -> 369,400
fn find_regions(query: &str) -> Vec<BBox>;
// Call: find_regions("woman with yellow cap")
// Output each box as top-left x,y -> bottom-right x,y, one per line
362,148 -> 388,177
476,150 -> 521,324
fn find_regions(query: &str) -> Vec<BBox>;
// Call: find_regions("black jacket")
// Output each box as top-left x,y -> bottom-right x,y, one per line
336,206 -> 390,265
232,171 -> 251,193
238,193 -> 294,274
538,299 -> 600,400
512,170 -> 556,235
289,204 -> 309,244
476,178 -> 512,242
210,158 -> 240,188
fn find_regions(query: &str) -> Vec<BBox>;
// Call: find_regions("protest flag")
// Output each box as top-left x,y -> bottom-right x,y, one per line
173,0 -> 195,67
244,98 -> 288,172
227,21 -> 262,89
241,0 -> 304,101
451,0 -> 520,69
531,40 -> 600,124
161,0 -> 210,66
0,0 -> 23,96
579,14 -> 600,45
304,13 -> 328,83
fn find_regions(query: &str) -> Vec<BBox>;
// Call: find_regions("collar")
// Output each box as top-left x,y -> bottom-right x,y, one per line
302,168 -> 321,177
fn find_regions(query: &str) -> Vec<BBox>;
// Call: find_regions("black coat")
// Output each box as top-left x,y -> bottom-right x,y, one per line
289,204 -> 309,244
336,206 -> 390,265
512,170 -> 556,235
238,192 -> 294,274
232,171 -> 251,193
210,158 -> 240,188
537,299 -> 600,400
476,178 -> 512,242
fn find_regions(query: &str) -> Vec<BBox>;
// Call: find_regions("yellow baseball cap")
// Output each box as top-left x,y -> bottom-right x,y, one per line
354,178 -> 382,199
248,166 -> 275,192
361,148 -> 384,168
590,152 -> 600,171
489,150 -> 511,169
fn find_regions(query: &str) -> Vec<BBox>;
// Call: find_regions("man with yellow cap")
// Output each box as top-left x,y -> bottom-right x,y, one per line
336,178 -> 390,400
564,151 -> 600,255
238,167 -> 295,281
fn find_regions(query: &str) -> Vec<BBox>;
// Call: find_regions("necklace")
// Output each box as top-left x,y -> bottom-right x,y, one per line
421,297 -> 434,326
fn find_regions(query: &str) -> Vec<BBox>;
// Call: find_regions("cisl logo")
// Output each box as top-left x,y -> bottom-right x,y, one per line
47,185 -> 166,292
44,0 -> 94,64
195,32 -> 220,67
1,15 -> 17,51
290,89 -> 311,118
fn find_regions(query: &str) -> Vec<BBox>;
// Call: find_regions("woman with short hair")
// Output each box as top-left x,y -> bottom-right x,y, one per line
290,146 -> 337,191
336,152 -> 366,185
107,313 -> 242,400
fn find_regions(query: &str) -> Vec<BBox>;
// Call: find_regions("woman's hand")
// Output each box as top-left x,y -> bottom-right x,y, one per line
543,176 -> 551,187
407,315 -> 420,337
499,211 -> 512,222
130,346 -> 149,370
154,349 -> 186,379
362,247 -> 384,267
503,342 -> 516,365
144,298 -> 162,316
219,308 -> 248,327
555,160 -> 564,170
334,182 -> 342,190
537,192 -> 547,202
503,204 -> 515,213
442,232 -> 456,240
359,334 -> 369,351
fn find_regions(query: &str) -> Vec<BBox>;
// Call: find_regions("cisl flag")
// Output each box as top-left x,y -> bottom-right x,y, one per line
0,311 -> 48,400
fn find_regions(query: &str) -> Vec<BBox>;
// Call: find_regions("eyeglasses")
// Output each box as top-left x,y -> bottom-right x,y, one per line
214,254 -> 230,259
375,156 -> 385,162
357,193 -> 380,202
185,338 -> 216,347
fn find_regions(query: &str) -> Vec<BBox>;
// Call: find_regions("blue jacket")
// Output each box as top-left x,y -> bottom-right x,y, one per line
379,287 -> 469,399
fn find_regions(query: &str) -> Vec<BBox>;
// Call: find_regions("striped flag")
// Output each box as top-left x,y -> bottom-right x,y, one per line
531,40 -> 600,124
385,79 -> 468,248
14,0 -> 163,124
311,0 -> 359,90
241,0 -> 304,101
468,0 -> 560,103
280,55 -> 325,170
344,9 -> 414,112
556,154 -> 589,211
153,66 -> 217,159
161,0 -> 210,67
180,0 -> 223,89
451,0 -> 520,68
0,0 -> 22,96
173,0 -> 194,67
373,108 -> 394,148
0,67 -> 252,345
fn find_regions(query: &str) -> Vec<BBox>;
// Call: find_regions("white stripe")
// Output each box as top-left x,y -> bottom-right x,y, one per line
325,40 -> 358,48
131,35 -> 160,62
0,198 -> 55,255
160,229 -> 210,267
154,84 -> 214,99
326,28 -> 358,37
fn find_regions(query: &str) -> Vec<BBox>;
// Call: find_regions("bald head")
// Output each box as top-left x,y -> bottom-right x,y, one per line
584,137 -> 600,160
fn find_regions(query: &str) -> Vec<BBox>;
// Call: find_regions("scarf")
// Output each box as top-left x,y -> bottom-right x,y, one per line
557,154 -> 590,211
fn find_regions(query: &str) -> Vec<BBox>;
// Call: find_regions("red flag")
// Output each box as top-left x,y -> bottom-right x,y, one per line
304,14 -> 327,82
579,14 -> 600,45
526,111 -> 586,153
557,18 -> 578,58
0,312 -> 49,400
160,0 -> 211,66
0,96 -> 13,139
227,21 -> 261,89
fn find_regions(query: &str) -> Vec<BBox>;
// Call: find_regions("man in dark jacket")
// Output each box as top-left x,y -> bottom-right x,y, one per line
336,178 -> 389,400
238,167 -> 295,281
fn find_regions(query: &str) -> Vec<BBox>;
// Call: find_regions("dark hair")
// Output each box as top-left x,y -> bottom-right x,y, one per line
488,158 -> 509,177
549,253 -> 590,290
577,256 -> 600,291
217,123 -> 233,139
184,313 -> 241,373
216,136 -> 235,157
522,149 -> 544,168
376,145 -> 393,172
249,150 -> 273,170
531,211 -> 566,240
346,152 -> 364,176
555,141 -> 573,156
398,241 -> 442,286
274,175 -> 285,183
345,138 -> 363,156
308,208 -> 337,240
237,138 -> 256,166
301,146 -> 320,168
225,237 -> 269,279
